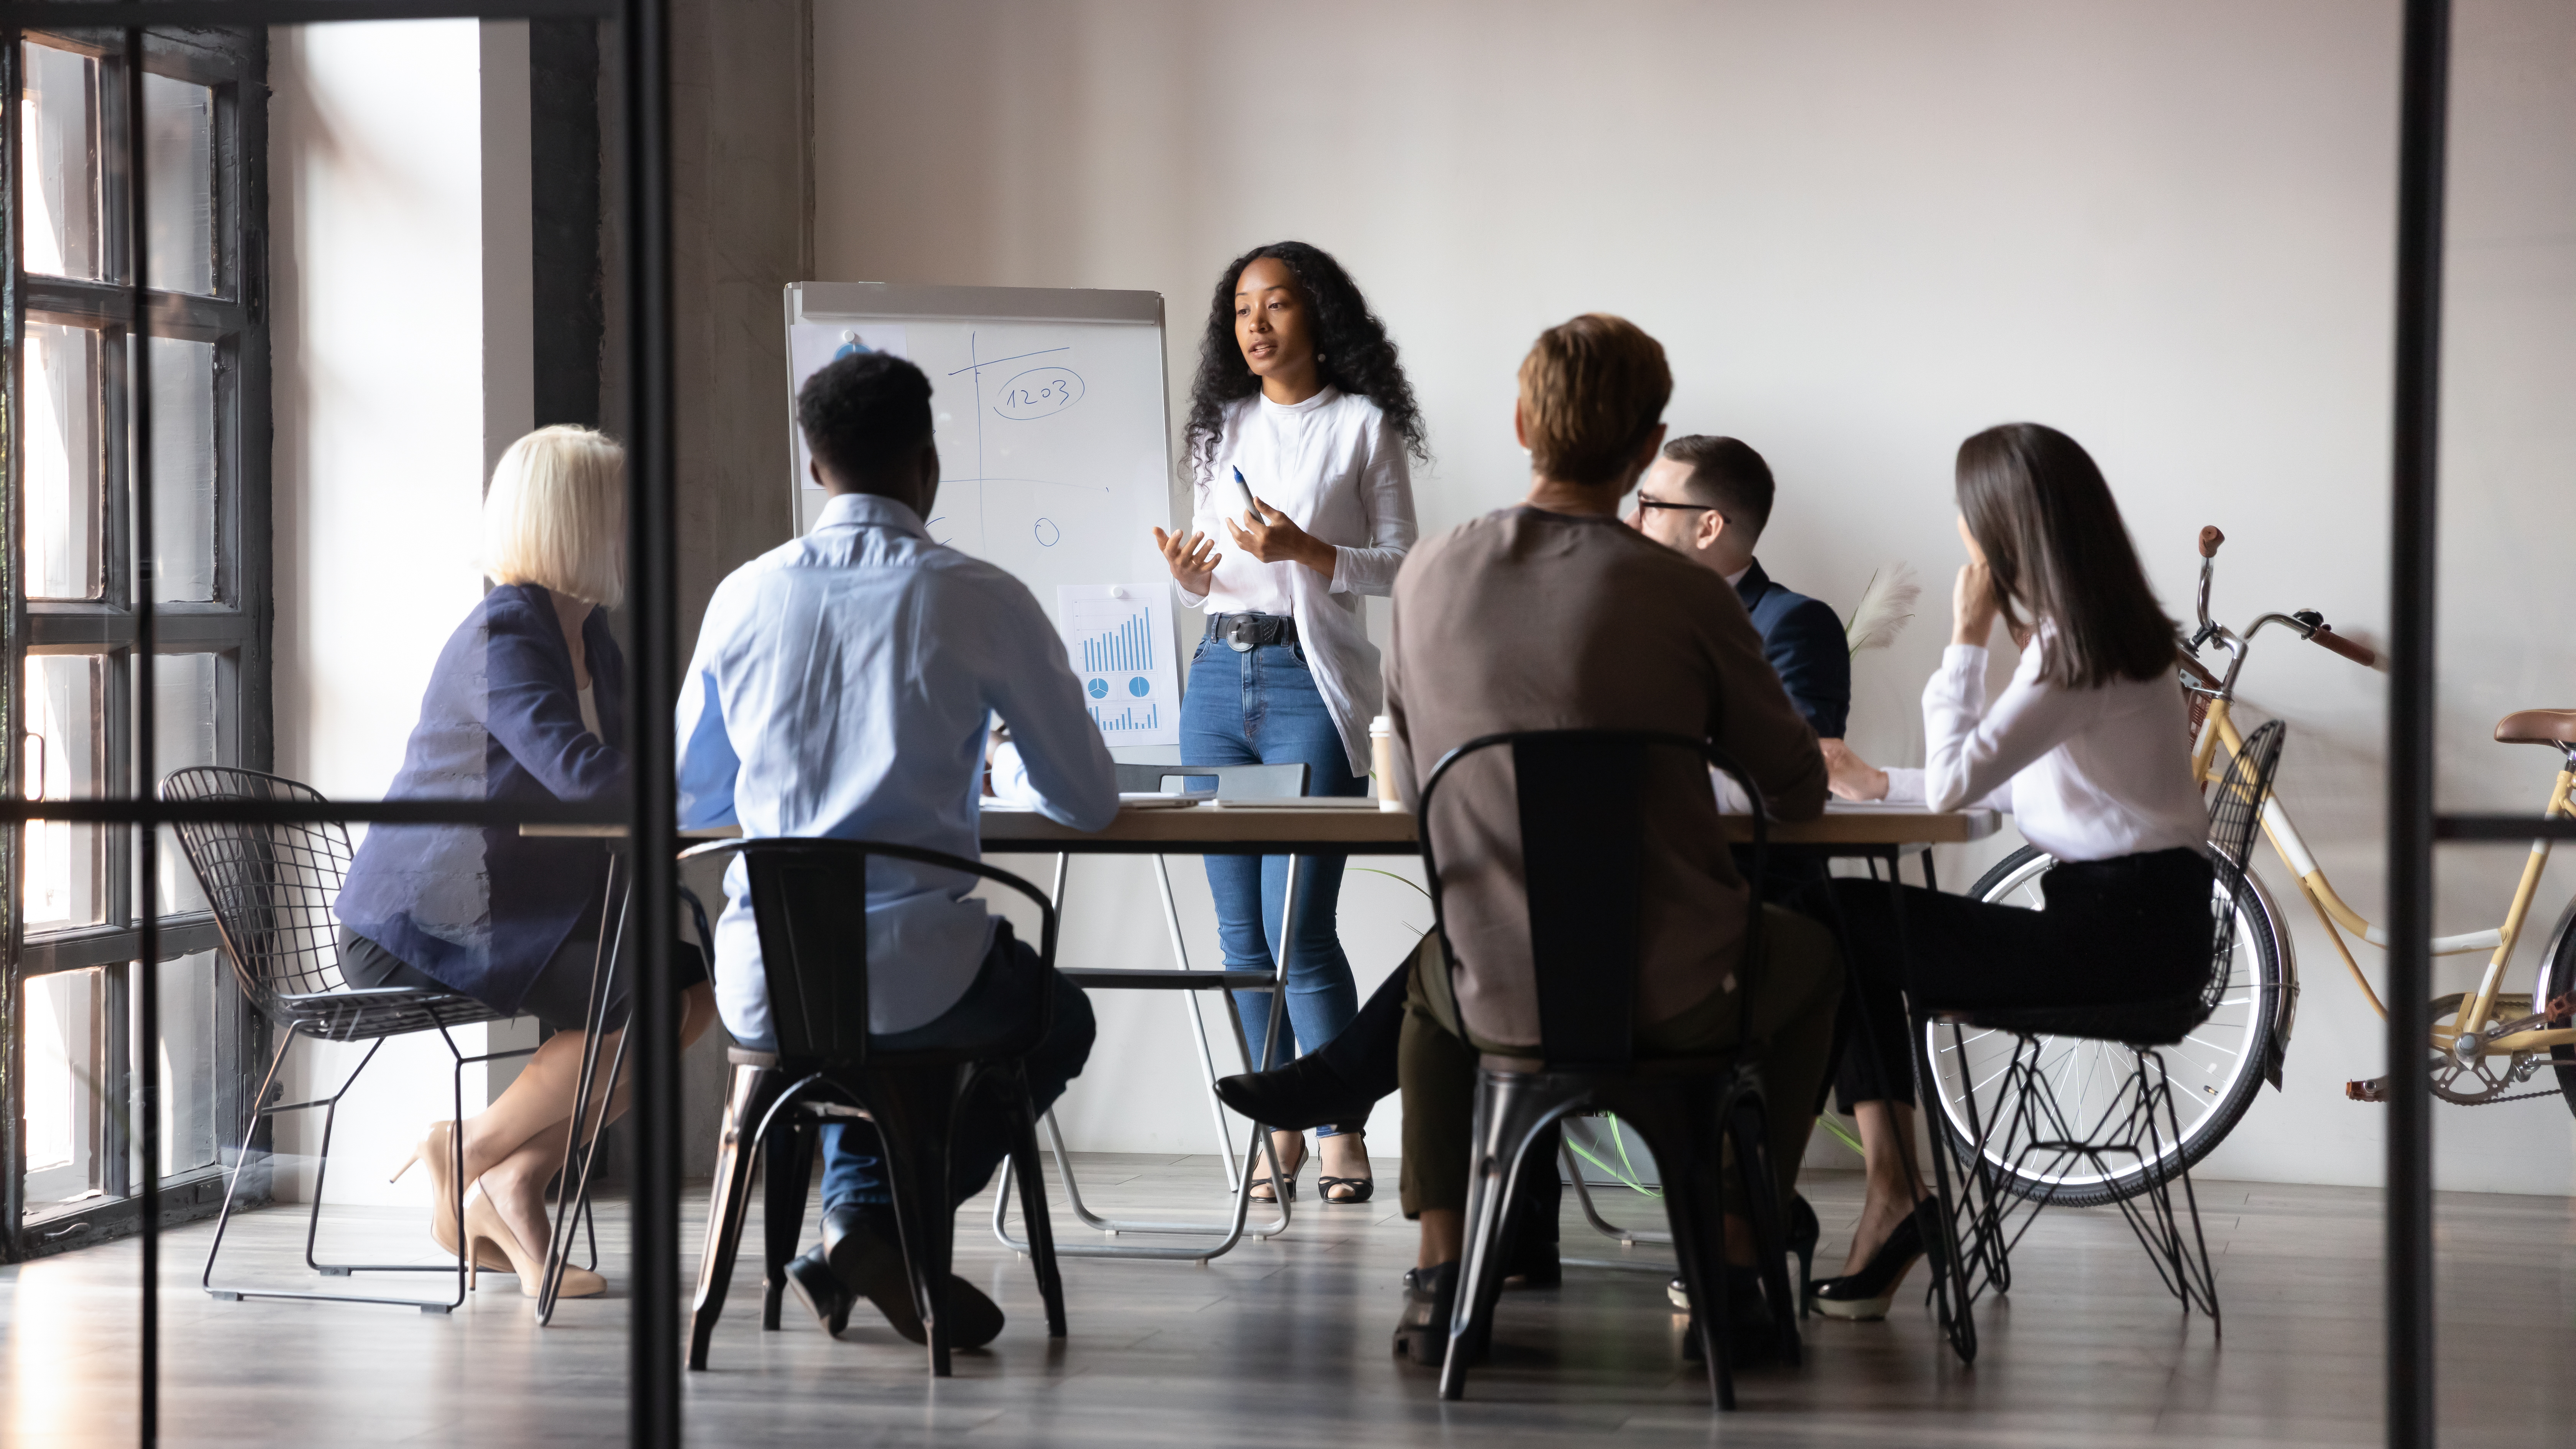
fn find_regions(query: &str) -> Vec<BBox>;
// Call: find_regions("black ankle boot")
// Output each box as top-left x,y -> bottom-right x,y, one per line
1392,1262 -> 1484,1367
1215,1056 -> 1379,1134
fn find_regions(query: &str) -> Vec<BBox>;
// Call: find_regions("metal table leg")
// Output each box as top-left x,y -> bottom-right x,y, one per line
537,851 -> 631,1323
993,849 -> 1301,1261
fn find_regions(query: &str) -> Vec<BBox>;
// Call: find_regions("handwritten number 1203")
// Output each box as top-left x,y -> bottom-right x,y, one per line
994,366 -> 1085,421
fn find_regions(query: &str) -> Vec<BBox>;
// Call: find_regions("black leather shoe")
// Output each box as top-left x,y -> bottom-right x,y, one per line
821,1204 -> 1005,1349
1667,1193 -> 1818,1313
1681,1265 -> 1785,1365
1214,1056 -> 1379,1134
781,1247 -> 853,1337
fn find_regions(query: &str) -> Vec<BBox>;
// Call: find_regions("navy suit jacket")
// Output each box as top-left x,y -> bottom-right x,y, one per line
1736,558 -> 1850,739
335,583 -> 627,1012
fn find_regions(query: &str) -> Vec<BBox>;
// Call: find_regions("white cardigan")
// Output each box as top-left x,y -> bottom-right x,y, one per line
1883,628 -> 2208,864
1177,387 -> 1416,775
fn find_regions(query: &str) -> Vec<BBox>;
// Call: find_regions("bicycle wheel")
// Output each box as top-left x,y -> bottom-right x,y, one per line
1922,844 -> 2284,1207
2536,901 -> 2576,1119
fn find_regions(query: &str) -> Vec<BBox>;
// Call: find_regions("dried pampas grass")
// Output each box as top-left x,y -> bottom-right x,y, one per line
1845,564 -> 1921,657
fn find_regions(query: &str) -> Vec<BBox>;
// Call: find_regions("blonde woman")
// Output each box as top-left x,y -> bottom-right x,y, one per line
338,426 -> 717,1295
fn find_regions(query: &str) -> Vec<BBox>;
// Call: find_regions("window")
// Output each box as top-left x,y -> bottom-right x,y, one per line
6,28 -> 269,1251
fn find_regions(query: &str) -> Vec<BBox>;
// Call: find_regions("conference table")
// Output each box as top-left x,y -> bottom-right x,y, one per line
526,798 -> 2001,1341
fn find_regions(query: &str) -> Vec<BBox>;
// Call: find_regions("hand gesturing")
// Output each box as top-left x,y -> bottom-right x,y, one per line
1151,526 -> 1222,596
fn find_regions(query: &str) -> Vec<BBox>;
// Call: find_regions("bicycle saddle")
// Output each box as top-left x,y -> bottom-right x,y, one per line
2493,709 -> 2576,746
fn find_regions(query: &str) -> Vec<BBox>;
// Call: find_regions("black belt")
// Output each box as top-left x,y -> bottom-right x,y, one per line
1209,612 -> 1298,652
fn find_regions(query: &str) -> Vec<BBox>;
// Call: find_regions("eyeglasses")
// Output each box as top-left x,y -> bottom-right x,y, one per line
1632,495 -> 1722,514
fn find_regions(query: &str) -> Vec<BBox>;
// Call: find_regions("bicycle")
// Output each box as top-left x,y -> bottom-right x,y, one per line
1925,525 -> 2576,1207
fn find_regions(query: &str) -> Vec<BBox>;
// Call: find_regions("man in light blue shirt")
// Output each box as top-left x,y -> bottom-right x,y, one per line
677,349 -> 1117,1349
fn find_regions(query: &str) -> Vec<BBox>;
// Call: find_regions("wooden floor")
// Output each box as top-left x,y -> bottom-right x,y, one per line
4,1157 -> 2573,1447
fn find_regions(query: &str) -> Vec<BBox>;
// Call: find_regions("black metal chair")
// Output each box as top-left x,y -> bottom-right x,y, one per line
161,766 -> 537,1314
1416,729 -> 1800,1408
1939,719 -> 2288,1330
681,838 -> 1068,1377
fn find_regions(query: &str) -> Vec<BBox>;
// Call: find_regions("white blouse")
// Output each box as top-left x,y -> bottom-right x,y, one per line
1178,387 -> 1417,774
1881,628 -> 2208,864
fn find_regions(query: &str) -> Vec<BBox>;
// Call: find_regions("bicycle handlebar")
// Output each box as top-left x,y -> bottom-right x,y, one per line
2309,624 -> 2380,670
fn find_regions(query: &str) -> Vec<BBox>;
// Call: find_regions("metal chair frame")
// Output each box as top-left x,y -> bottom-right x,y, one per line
1414,729 -> 1799,1409
1939,719 -> 2290,1332
992,761 -> 1309,1262
681,837 -> 1070,1377
161,765 -> 555,1315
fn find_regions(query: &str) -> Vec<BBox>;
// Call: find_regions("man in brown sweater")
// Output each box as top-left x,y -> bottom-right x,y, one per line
1382,314 -> 1842,1365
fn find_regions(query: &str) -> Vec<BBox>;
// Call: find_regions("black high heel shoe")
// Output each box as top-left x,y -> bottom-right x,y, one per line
1215,1056 -> 1378,1134
1667,1192 -> 1817,1316
1809,1200 -> 1932,1322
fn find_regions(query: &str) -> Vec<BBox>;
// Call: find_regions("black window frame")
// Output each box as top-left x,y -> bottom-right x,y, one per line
2,21 -> 269,1258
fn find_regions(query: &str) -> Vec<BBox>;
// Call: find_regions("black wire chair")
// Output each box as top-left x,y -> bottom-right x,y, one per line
680,838 -> 1068,1378
1415,728 -> 1798,1409
162,766 -> 538,1314
1939,719 -> 2288,1330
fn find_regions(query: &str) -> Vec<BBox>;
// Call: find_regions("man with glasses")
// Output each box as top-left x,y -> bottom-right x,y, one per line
1627,435 -> 1850,747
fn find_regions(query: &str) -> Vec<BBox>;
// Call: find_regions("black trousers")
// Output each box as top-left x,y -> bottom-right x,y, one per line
1814,847 -> 2215,1111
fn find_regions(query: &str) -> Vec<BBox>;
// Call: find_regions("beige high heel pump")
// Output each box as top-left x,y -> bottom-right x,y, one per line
465,1191 -> 605,1299
389,1122 -> 495,1264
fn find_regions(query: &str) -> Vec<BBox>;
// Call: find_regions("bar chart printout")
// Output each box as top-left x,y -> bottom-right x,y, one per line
1055,582 -> 1180,746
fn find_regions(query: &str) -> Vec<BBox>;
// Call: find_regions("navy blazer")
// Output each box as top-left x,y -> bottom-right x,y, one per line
1736,558 -> 1851,739
335,583 -> 627,1013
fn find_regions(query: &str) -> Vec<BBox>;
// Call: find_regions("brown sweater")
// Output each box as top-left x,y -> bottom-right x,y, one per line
1385,505 -> 1828,1048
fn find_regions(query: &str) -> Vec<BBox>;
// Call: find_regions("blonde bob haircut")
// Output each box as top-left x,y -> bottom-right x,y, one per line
1516,313 -> 1673,487
481,425 -> 625,608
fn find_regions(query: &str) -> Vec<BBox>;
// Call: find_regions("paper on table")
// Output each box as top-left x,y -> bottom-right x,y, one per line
1210,795 -> 1387,810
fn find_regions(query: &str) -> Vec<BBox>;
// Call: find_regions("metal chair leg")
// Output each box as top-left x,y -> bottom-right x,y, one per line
1440,1071 -> 1590,1401
687,1063 -> 781,1370
760,1116 -> 815,1331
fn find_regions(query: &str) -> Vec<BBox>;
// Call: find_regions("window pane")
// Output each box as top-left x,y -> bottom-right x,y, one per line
23,968 -> 108,1221
153,653 -> 220,915
149,336 -> 218,602
151,951 -> 222,1179
24,322 -> 104,601
24,654 -> 106,930
20,43 -> 103,280
143,73 -> 216,296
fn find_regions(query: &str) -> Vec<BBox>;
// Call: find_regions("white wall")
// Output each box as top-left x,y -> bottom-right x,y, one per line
267,20 -> 537,1204
811,0 -> 2576,1193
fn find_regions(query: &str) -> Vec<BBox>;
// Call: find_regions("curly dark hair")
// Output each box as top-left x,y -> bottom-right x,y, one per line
1183,241 -> 1427,478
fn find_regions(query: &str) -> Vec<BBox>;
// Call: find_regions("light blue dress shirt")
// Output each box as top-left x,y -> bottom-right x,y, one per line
677,491 -> 1118,1043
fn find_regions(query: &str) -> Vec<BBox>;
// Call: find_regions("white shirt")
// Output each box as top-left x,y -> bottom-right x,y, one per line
1882,629 -> 2207,863
1178,387 -> 1416,772
677,493 -> 1118,1043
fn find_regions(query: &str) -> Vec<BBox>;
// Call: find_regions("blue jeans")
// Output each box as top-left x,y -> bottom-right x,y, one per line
1181,629 -> 1366,1132
818,922 -> 1096,1216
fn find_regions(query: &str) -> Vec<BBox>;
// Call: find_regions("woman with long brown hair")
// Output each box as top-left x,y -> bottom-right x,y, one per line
1807,423 -> 2210,1318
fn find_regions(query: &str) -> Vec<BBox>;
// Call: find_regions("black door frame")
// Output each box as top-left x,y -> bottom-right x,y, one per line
0,3 -> 677,1448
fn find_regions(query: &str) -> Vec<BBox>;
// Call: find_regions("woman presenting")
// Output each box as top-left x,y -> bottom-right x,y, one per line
1151,242 -> 1424,1203
338,426 -> 718,1295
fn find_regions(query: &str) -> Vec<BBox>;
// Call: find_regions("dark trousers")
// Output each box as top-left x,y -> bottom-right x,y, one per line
1815,848 -> 2215,1111
818,922 -> 1096,1217
1397,905 -> 1843,1220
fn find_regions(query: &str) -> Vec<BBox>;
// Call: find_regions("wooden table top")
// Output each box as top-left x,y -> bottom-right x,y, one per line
524,801 -> 2000,855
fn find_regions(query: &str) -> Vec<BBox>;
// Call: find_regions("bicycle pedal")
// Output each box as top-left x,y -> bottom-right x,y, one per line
2346,1076 -> 2392,1103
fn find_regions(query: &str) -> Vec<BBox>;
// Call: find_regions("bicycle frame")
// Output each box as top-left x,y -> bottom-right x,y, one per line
2187,549 -> 2576,1063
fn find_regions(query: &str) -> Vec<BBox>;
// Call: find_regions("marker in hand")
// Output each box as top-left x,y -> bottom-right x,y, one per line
1225,466 -> 1262,525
